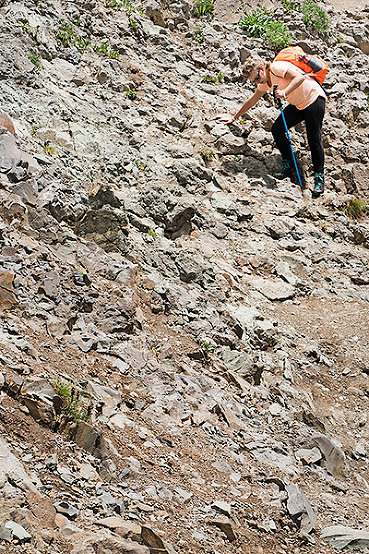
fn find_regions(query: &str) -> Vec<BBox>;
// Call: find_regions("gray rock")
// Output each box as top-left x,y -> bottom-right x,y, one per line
285,484 -> 316,534
250,277 -> 295,301
54,501 -> 80,520
69,421 -> 101,458
3,521 -> 32,542
322,525 -> 369,550
295,447 -> 322,465
310,433 -> 347,477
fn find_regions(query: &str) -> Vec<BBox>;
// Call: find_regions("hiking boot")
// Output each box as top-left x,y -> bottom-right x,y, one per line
275,159 -> 295,180
312,172 -> 324,198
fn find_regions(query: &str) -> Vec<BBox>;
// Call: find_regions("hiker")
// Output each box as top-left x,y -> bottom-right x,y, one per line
219,57 -> 327,197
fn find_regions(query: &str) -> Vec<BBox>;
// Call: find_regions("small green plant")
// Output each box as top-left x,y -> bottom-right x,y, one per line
281,0 -> 301,14
29,54 -> 41,70
195,0 -> 215,18
129,16 -> 138,29
55,380 -> 89,422
234,155 -> 242,162
202,74 -> 217,83
217,72 -> 224,81
202,151 -> 216,162
343,198 -> 368,220
93,43 -> 120,59
126,88 -> 137,100
193,25 -> 205,43
43,141 -> 57,156
106,0 -> 135,14
302,0 -> 329,34
238,7 -> 291,49
20,21 -> 34,35
198,339 -> 215,357
148,228 -> 157,239
58,20 -> 89,50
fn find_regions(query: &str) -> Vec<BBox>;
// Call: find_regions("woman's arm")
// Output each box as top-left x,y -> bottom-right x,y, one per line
219,88 -> 265,124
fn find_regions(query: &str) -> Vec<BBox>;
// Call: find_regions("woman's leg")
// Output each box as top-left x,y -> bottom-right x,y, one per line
304,97 -> 325,173
271,104 -> 305,160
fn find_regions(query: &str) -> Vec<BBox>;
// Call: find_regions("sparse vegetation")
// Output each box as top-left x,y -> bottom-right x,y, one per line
55,380 -> 90,422
343,198 -> 368,220
281,0 -> 301,14
238,7 -> 291,50
43,141 -> 57,156
29,54 -> 41,70
126,88 -> 137,100
198,339 -> 215,357
302,0 -> 329,34
106,0 -> 135,14
202,73 -> 224,84
193,25 -> 205,43
148,229 -> 157,239
202,75 -> 217,83
202,151 -> 216,164
194,0 -> 214,18
93,43 -> 120,59
58,20 -> 89,50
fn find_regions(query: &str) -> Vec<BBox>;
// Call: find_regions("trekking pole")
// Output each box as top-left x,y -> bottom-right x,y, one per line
273,85 -> 304,191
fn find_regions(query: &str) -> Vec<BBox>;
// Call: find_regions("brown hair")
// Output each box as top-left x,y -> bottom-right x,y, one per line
242,58 -> 270,80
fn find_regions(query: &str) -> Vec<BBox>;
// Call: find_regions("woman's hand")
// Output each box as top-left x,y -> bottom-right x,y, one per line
274,88 -> 286,99
218,115 -> 236,125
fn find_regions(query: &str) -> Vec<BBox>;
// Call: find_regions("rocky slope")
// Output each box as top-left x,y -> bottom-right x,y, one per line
0,0 -> 369,552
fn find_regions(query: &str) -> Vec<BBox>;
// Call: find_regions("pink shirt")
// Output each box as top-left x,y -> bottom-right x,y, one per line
257,61 -> 326,110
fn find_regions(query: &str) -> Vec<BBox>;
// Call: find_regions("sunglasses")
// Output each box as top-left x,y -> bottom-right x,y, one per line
251,68 -> 261,85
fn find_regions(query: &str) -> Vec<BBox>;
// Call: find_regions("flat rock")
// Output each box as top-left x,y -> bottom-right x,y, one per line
321,525 -> 369,550
249,277 -> 295,301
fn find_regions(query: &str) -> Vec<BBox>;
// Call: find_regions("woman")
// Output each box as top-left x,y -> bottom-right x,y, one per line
220,58 -> 326,197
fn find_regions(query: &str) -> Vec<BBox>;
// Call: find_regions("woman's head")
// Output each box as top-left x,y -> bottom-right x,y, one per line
242,58 -> 267,85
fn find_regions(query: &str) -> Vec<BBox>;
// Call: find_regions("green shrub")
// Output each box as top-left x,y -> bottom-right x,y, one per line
302,0 -> 329,34
343,198 -> 368,220
195,0 -> 214,18
281,0 -> 301,14
238,7 -> 291,49
55,380 -> 89,422
238,7 -> 272,38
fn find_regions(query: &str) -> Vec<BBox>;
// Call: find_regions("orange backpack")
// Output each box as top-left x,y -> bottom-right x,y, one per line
273,46 -> 328,84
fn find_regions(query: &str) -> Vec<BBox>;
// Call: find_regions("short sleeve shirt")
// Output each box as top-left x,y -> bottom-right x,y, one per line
257,61 -> 326,110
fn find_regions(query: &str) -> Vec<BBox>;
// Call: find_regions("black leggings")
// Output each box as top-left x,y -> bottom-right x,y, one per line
271,96 -> 325,173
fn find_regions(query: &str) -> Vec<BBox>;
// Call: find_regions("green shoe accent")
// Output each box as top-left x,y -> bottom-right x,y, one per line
312,172 -> 324,198
275,159 -> 295,180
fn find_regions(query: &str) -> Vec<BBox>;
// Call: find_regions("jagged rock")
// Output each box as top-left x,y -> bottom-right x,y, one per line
227,306 -> 278,349
96,517 -> 141,541
310,433 -> 347,477
250,277 -> 295,301
208,517 -> 237,541
295,447 -> 322,465
69,421 -> 102,458
0,270 -> 16,305
141,526 -> 178,554
285,484 -> 316,534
